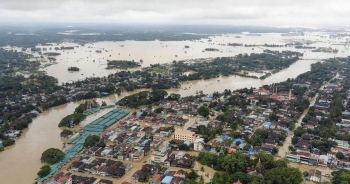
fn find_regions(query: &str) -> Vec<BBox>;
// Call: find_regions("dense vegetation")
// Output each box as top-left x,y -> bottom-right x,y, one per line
173,53 -> 300,81
40,148 -> 65,164
331,169 -> 350,183
106,60 -> 141,69
37,165 -> 51,178
58,113 -> 86,127
195,151 -> 302,184
68,66 -> 80,71
84,135 -> 100,147
60,129 -> 73,138
116,90 -> 168,108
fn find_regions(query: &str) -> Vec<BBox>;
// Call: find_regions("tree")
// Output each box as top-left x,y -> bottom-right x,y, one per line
40,148 -> 65,164
186,169 -> 199,180
101,101 -> 107,107
155,107 -> 164,114
331,169 -> 350,183
222,152 -> 250,173
264,167 -> 303,184
303,171 -> 308,177
84,135 -> 100,147
37,165 -> 51,178
272,147 -> 279,155
197,105 -> 210,117
60,129 -> 73,138
167,93 -> 181,101
269,112 -> 278,121
336,152 -> 345,159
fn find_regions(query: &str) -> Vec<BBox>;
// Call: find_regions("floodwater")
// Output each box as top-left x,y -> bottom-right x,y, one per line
1,32 -> 350,183
11,32 -> 349,83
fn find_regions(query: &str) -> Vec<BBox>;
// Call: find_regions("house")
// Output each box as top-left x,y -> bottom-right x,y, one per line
161,176 -> 173,184
151,150 -> 172,164
132,150 -> 145,161
193,138 -> 205,151
132,170 -> 148,182
308,169 -> 322,182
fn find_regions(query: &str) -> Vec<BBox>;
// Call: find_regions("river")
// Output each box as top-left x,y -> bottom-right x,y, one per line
0,32 -> 349,183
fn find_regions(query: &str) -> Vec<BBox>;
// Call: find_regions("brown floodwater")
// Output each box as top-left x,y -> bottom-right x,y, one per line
0,32 -> 349,183
10,32 -> 347,83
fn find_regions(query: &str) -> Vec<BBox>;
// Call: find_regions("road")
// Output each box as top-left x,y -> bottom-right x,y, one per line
278,93 -> 318,158
277,72 -> 338,158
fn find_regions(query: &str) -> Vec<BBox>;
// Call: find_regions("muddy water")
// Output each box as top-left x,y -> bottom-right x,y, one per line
27,32 -> 350,83
0,90 -> 143,184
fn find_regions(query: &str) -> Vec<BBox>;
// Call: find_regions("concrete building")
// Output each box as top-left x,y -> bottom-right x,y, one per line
173,129 -> 196,143
309,169 -> 322,182
193,138 -> 205,151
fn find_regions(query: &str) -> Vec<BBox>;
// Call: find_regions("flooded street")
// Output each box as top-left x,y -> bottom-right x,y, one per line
0,33 -> 349,183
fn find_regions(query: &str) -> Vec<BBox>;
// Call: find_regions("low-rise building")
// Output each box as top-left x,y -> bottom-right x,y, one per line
173,129 -> 196,143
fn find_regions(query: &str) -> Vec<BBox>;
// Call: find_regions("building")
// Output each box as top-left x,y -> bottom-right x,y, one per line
309,169 -> 322,182
151,150 -> 172,164
193,138 -> 205,151
173,129 -> 195,143
132,150 -> 145,161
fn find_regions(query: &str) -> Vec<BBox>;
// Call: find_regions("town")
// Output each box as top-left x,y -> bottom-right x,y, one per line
27,56 -> 350,184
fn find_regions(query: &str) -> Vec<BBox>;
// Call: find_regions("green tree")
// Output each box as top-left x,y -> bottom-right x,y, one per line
222,152 -> 249,173
84,135 -> 100,147
37,165 -> 51,178
60,129 -> 73,138
186,169 -> 199,180
265,167 -> 303,184
197,105 -> 210,117
336,152 -> 345,159
331,169 -> 350,184
40,148 -> 65,164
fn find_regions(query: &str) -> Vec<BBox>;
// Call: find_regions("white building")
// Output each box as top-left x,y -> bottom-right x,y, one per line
194,138 -> 205,151
309,169 -> 322,182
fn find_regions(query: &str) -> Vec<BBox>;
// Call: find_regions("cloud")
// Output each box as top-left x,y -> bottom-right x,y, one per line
0,0 -> 349,26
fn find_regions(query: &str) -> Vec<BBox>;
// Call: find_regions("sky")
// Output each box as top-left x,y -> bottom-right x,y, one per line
0,0 -> 349,27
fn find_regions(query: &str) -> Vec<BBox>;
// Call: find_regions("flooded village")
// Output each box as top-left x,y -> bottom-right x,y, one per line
1,31 -> 350,184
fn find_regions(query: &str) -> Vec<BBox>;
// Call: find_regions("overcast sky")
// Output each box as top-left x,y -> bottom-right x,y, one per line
0,0 -> 349,27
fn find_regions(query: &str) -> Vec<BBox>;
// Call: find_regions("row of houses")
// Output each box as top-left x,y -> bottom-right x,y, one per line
131,163 -> 186,184
71,156 -> 132,179
46,172 -> 113,184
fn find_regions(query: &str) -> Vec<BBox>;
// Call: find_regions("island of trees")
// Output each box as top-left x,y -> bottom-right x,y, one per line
204,48 -> 219,51
68,66 -> 80,71
106,60 -> 141,69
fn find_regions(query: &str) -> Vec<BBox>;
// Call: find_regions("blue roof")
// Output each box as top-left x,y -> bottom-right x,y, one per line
136,112 -> 143,117
130,125 -> 137,131
221,134 -> 229,139
162,176 -> 173,184
233,138 -> 243,143
264,122 -> 272,126
101,92 -> 109,95
0,119 -> 2,123
141,140 -> 149,145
